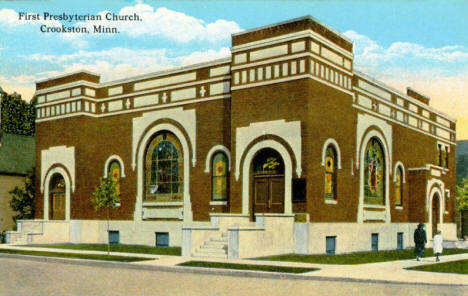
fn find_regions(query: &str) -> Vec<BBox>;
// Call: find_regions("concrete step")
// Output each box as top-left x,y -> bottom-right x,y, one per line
202,243 -> 226,249
8,233 -> 28,245
197,247 -> 226,253
208,240 -> 228,245
193,249 -> 228,258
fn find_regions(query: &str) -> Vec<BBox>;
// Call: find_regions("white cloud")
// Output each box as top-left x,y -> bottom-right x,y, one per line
0,8 -> 88,48
75,5 -> 241,43
344,30 -> 468,128
1,5 -> 240,48
23,46 -> 230,77
344,30 -> 468,78
0,74 -> 36,100
0,8 -> 20,26
177,48 -> 231,65
10,46 -> 231,101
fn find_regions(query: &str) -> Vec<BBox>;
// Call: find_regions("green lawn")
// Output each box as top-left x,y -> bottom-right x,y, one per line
0,248 -> 152,262
27,243 -> 181,256
256,248 -> 468,265
407,259 -> 468,275
178,261 -> 318,274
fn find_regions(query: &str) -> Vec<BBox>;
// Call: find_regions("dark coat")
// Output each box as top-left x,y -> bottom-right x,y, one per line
414,225 -> 427,245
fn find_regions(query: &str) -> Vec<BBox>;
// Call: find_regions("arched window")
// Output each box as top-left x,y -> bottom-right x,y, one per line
324,146 -> 337,200
212,152 -> 228,201
108,161 -> 121,196
145,132 -> 183,202
364,137 -> 385,205
395,166 -> 403,206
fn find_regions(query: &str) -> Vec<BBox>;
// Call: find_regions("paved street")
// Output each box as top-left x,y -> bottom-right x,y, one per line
0,256 -> 466,296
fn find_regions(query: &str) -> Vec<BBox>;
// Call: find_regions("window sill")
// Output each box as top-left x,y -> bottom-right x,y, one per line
143,201 -> 183,207
430,164 -> 449,172
395,206 -> 403,210
210,201 -> 227,206
325,199 -> 337,205
363,204 -> 386,209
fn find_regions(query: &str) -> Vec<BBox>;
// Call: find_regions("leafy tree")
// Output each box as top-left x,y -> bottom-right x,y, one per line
91,177 -> 120,255
456,177 -> 468,211
9,171 -> 35,228
0,91 -> 36,136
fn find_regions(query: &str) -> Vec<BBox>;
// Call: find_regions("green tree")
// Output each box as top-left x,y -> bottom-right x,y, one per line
91,177 -> 120,255
9,171 -> 35,228
0,91 -> 36,136
456,177 -> 468,211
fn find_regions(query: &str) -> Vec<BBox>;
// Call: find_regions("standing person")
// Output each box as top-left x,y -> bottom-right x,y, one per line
433,230 -> 443,262
414,223 -> 427,261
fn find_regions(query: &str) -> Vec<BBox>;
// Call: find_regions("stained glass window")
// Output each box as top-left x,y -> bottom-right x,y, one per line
395,166 -> 402,206
145,132 -> 183,202
253,149 -> 284,175
212,152 -> 228,201
324,146 -> 336,200
108,161 -> 121,196
364,138 -> 385,205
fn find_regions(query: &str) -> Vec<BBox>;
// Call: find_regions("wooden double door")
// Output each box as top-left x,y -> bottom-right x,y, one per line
49,174 -> 65,220
253,175 -> 285,214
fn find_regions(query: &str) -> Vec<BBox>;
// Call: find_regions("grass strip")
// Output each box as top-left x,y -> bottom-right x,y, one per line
406,259 -> 468,275
27,243 -> 181,256
178,261 -> 318,274
256,248 -> 468,265
0,248 -> 152,262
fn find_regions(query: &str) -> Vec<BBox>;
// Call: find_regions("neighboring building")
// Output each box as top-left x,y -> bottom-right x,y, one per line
0,133 -> 35,232
9,16 -> 457,257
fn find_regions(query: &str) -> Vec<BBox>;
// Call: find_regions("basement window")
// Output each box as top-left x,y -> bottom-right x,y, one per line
156,232 -> 169,247
108,231 -> 120,245
326,236 -> 336,255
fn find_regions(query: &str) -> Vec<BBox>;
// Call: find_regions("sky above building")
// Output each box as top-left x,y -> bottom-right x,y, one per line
1,0 -> 467,138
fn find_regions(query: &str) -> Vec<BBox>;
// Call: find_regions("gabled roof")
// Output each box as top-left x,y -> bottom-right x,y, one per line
0,133 -> 35,176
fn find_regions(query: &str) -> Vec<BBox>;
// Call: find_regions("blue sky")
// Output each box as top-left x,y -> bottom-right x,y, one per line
1,0 -> 467,137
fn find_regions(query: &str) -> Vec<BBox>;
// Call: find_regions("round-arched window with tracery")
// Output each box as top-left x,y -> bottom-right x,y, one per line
364,137 -> 385,205
145,132 -> 183,202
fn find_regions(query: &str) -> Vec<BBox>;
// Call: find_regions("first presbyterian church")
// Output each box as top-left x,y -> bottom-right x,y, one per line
8,16 -> 457,258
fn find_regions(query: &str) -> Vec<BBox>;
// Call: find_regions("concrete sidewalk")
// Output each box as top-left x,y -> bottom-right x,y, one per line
1,244 -> 466,286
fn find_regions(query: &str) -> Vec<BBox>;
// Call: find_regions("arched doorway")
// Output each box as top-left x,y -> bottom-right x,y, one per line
432,193 -> 440,237
49,174 -> 66,220
251,148 -> 285,216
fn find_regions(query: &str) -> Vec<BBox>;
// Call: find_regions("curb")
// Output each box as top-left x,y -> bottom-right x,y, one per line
1,253 -> 467,287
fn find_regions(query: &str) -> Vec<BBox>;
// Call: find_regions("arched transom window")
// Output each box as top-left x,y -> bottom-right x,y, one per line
145,132 -> 183,202
324,146 -> 337,200
364,137 -> 385,205
395,166 -> 403,206
212,152 -> 228,201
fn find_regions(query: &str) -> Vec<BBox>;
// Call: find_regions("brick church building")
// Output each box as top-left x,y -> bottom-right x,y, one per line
8,16 -> 456,258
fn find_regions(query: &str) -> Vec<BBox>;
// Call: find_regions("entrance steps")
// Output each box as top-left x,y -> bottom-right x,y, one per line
5,220 -> 44,245
184,213 -> 296,258
192,232 -> 228,258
